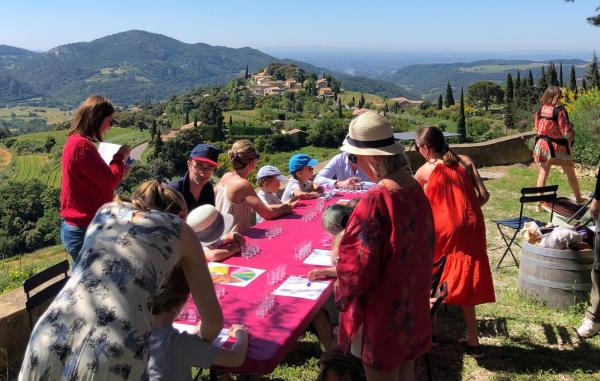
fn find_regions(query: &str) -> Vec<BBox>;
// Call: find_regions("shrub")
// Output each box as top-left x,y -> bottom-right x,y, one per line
307,118 -> 347,148
570,90 -> 600,166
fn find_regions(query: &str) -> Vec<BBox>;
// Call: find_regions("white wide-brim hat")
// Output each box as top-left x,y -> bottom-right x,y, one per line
186,205 -> 235,245
340,111 -> 405,156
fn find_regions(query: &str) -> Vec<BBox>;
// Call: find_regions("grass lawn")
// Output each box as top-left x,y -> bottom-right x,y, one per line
4,164 -> 600,380
224,110 -> 260,124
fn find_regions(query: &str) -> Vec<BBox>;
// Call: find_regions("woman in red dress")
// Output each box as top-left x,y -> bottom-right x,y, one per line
415,126 -> 495,356
533,85 -> 584,203
336,111 -> 434,380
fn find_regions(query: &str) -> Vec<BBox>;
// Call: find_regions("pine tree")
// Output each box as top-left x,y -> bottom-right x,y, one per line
586,51 -> 600,89
582,77 -> 588,91
569,65 -> 577,91
505,73 -> 514,104
383,102 -> 389,116
444,81 -> 455,107
457,87 -> 466,142
244,64 -> 249,80
559,62 -> 564,87
338,98 -> 343,118
437,94 -> 443,110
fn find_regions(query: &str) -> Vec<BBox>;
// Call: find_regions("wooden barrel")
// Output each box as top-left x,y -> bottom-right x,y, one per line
518,241 -> 594,309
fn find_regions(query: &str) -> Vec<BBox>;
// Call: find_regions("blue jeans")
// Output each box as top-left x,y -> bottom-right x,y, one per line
60,221 -> 86,266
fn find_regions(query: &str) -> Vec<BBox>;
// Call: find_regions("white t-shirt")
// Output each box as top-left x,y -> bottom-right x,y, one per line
282,178 -> 313,202
257,189 -> 282,205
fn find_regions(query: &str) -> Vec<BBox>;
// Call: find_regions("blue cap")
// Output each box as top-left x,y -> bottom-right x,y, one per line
189,144 -> 221,166
288,153 -> 318,174
256,165 -> 287,182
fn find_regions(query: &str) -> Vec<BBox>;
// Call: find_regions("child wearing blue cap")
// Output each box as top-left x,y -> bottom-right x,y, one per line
281,153 -> 323,202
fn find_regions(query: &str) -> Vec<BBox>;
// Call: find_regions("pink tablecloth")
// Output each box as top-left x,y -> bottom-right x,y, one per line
175,192 -> 360,375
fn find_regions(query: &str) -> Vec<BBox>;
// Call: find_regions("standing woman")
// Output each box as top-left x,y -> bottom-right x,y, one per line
533,85 -> 585,203
19,180 -> 224,380
415,126 -> 495,356
60,95 -> 131,264
336,111 -> 434,380
215,139 -> 292,233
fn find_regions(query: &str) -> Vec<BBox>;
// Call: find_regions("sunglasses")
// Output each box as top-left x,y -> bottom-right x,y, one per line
348,154 -> 358,164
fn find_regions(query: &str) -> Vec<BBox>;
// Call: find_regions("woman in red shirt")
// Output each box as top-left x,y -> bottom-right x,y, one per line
336,111 -> 434,380
60,95 -> 130,264
533,85 -> 584,203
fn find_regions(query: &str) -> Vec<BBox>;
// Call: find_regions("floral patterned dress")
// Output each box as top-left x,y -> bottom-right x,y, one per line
533,104 -> 575,165
336,184 -> 435,371
19,202 -> 182,381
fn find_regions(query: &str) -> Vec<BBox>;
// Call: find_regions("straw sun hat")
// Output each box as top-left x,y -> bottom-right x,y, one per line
186,204 -> 234,245
340,111 -> 405,156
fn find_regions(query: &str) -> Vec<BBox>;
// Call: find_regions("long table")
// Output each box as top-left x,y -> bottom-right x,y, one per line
175,192 -> 361,375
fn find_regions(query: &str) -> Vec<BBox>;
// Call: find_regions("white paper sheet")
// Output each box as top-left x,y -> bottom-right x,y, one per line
272,275 -> 331,300
172,324 -> 230,348
98,142 -> 122,165
303,249 -> 333,266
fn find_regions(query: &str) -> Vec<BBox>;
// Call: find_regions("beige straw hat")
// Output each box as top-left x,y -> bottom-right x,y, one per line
340,111 -> 405,156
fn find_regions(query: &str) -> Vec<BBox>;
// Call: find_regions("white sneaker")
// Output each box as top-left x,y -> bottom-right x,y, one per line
576,318 -> 600,338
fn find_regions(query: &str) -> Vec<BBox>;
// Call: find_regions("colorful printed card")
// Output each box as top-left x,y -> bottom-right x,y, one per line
208,262 -> 265,287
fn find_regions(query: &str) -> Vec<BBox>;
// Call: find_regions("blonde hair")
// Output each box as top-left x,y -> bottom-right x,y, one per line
115,180 -> 187,216
363,153 -> 410,179
68,95 -> 114,141
540,85 -> 563,106
228,139 -> 259,170
416,126 -> 459,166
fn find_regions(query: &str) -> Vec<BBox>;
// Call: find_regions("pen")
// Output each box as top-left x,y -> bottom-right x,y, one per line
306,281 -> 312,287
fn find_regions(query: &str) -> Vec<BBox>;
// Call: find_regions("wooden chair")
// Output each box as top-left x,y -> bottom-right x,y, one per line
23,260 -> 70,330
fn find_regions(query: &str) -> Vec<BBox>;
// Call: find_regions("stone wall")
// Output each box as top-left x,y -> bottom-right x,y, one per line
405,131 -> 536,169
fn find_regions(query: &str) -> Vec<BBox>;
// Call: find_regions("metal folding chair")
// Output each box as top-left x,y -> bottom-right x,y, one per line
492,185 -> 558,270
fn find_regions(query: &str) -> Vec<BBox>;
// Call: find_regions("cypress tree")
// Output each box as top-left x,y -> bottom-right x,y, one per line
586,51 -> 600,89
582,77 -> 588,91
528,70 -> 535,87
150,118 -> 157,140
514,71 -> 522,103
548,63 -> 559,86
338,98 -> 343,118
437,94 -> 443,110
244,64 -> 249,80
358,93 -> 365,109
394,102 -> 399,114
559,62 -> 564,87
229,115 -> 233,127
504,105 -> 514,129
538,66 -> 548,93
457,87 -> 466,142
444,81 -> 455,107
505,73 -> 514,104
152,131 -> 163,158
383,102 -> 389,116
185,110 -> 190,125
569,65 -> 577,91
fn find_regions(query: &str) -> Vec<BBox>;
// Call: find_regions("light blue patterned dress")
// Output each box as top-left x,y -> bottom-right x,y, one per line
19,202 -> 182,381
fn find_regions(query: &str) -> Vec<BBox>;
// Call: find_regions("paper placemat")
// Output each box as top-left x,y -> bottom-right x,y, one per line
272,275 -> 331,300
303,249 -> 333,266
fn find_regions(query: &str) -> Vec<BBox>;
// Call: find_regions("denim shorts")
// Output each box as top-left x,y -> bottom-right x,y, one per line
60,221 -> 86,265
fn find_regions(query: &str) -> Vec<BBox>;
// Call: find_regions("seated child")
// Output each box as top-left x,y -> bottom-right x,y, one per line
149,267 -> 249,380
256,165 -> 299,206
282,153 -> 323,202
187,204 -> 246,262
307,203 -> 355,351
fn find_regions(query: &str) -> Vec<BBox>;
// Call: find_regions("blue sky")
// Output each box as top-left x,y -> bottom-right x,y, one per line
2,0 -> 599,52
